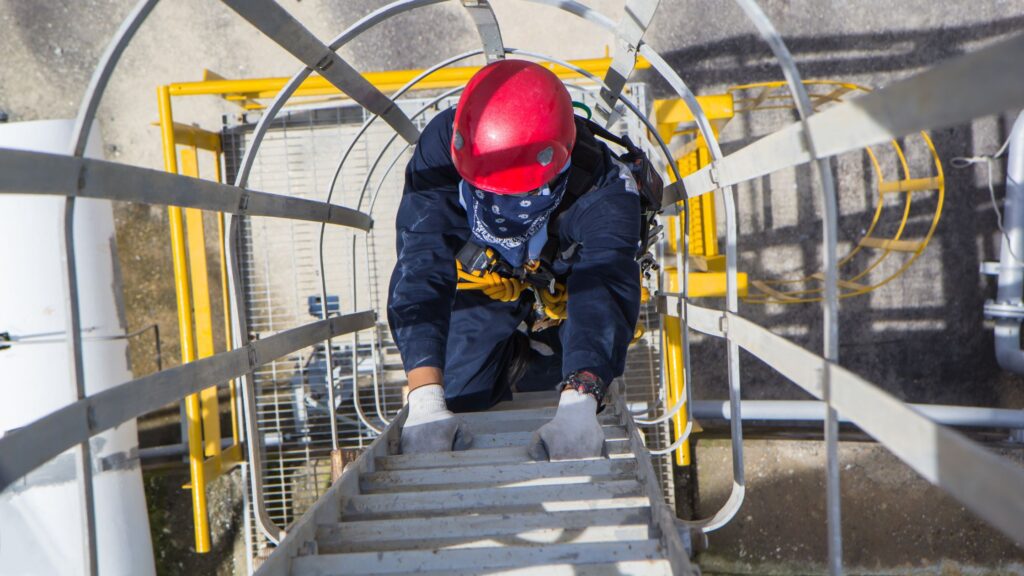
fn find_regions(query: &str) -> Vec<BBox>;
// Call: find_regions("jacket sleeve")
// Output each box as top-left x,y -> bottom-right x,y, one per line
387,108 -> 468,373
560,186 -> 641,385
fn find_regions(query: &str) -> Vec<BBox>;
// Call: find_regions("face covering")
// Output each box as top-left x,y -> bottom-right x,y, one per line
460,165 -> 570,268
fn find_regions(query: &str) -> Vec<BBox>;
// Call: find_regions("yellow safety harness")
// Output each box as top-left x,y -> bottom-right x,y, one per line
455,259 -> 568,319
455,256 -> 647,343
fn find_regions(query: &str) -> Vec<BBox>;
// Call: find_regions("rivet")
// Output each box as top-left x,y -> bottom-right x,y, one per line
537,146 -> 553,166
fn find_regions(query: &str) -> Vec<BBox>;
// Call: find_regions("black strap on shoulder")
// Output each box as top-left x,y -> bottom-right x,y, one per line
564,115 -> 604,202
580,116 -> 633,151
537,116 -> 605,265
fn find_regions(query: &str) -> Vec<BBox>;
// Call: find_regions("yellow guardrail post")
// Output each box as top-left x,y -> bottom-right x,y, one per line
158,85 -> 212,554
662,218 -> 690,466
180,147 -> 223,462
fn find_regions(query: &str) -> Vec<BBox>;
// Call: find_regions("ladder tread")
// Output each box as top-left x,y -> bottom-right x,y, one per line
375,443 -> 633,470
470,426 -> 629,449
360,458 -> 637,493
290,540 -> 666,575
381,560 -> 675,576
317,507 -> 654,552
340,479 -> 650,520
456,410 -> 621,432
317,514 -> 652,553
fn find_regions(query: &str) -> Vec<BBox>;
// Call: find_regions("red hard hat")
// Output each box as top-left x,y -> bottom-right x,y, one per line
451,59 -> 576,195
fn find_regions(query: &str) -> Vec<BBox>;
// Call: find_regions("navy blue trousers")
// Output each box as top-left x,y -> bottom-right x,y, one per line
443,289 -> 563,413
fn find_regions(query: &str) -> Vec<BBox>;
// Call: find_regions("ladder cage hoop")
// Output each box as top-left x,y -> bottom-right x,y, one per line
732,82 -> 946,305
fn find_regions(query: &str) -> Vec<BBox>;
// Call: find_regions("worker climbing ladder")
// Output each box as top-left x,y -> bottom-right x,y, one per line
1,1 -> 1024,576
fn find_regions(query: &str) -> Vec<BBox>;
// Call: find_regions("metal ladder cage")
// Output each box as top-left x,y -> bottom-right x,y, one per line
221,72 -> 678,552
0,0 -> 1022,575
726,80 -> 946,305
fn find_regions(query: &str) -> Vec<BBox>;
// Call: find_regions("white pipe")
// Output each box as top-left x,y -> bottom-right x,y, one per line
0,120 -> 155,576
692,400 -> 1024,430
994,112 -> 1024,374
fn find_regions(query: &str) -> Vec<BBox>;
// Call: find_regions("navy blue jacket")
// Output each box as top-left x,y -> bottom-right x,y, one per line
387,107 -> 640,385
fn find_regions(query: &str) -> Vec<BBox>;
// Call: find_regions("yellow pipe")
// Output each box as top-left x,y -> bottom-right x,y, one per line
663,315 -> 690,465
180,147 -> 222,461
167,56 -> 651,99
663,271 -> 690,465
158,85 -> 211,554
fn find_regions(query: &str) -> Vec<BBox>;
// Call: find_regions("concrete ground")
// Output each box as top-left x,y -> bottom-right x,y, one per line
2,0 -> 1024,574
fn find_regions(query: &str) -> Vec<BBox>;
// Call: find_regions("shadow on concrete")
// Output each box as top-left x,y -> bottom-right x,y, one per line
657,19 -> 1024,409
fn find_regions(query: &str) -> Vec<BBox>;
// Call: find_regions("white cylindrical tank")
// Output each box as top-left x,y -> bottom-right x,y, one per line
0,120 -> 156,575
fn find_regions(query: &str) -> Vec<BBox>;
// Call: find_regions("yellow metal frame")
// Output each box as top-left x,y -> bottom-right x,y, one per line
173,57 -> 651,110
155,54 -> 666,551
157,87 -> 243,554
727,81 -> 945,304
652,93 -> 751,466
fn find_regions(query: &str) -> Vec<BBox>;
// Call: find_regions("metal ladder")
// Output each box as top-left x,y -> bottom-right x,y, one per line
255,389 -> 696,575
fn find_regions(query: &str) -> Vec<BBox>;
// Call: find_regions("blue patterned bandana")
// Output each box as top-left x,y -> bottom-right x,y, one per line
460,165 -> 570,268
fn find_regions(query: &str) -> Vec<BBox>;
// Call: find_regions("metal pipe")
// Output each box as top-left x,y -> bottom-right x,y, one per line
994,112 -> 1024,374
692,400 -> 1024,430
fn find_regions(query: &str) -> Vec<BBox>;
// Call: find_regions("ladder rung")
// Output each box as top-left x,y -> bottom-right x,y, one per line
471,427 -> 629,449
878,176 -> 941,194
381,560 -> 674,576
291,540 -> 665,576
317,508 -> 653,553
457,407 -> 620,425
458,416 -> 623,435
376,443 -> 633,471
340,480 -> 648,520
360,458 -> 637,493
858,236 -> 923,252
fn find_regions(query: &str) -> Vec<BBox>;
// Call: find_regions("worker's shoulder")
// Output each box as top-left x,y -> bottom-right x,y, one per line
561,173 -> 640,239
419,107 -> 456,146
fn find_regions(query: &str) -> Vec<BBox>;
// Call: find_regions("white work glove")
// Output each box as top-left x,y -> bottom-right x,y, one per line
400,384 -> 473,454
527,388 -> 605,461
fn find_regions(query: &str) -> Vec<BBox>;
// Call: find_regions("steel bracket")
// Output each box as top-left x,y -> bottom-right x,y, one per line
984,299 -> 1024,320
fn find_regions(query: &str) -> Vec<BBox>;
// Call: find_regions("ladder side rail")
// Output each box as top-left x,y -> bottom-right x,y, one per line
596,0 -> 661,125
460,0 -> 505,63
613,389 -> 696,574
252,408 -> 408,576
731,1 -> 844,571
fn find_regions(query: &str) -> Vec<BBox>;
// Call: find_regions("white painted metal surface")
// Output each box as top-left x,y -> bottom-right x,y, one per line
0,120 -> 155,576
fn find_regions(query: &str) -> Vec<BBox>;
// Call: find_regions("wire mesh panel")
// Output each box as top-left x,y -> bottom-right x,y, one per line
221,79 -> 675,560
